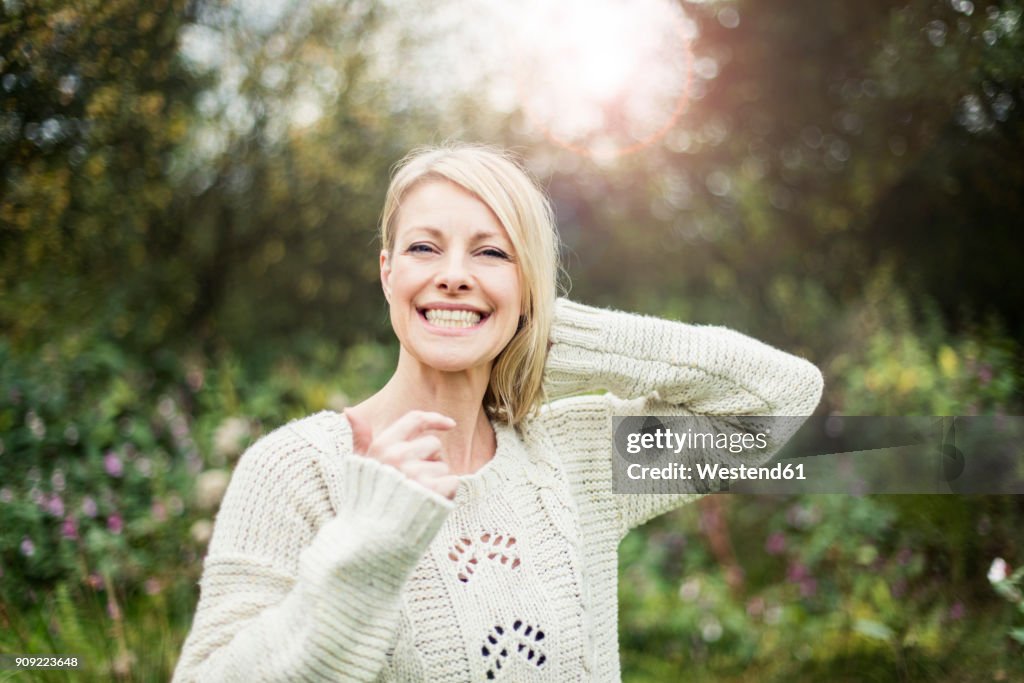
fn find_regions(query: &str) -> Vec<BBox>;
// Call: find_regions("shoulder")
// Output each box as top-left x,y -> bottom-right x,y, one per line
234,411 -> 345,471
525,394 -> 637,449
281,410 -> 351,458
223,411 -> 351,516
204,413 -> 349,559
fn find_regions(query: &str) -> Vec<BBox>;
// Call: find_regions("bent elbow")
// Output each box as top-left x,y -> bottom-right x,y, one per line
788,357 -> 824,417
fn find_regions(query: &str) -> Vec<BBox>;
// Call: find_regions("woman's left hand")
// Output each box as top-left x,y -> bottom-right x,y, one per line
345,409 -> 461,500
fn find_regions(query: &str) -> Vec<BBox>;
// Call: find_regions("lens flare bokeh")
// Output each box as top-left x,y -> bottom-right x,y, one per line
505,0 -> 696,159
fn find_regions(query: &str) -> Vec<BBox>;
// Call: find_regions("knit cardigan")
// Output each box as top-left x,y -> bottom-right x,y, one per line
173,299 -> 823,682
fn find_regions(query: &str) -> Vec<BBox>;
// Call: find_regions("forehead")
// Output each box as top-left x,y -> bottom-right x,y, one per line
395,180 -> 510,242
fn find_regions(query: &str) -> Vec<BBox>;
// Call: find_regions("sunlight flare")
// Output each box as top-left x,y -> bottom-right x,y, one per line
505,0 -> 695,158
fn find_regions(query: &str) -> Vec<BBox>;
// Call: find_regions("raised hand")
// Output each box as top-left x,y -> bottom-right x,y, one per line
345,409 -> 460,500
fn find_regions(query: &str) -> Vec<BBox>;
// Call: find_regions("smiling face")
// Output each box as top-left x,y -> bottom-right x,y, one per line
382,179 -> 523,375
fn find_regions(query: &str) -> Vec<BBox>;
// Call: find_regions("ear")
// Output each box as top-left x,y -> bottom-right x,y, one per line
380,249 -> 392,303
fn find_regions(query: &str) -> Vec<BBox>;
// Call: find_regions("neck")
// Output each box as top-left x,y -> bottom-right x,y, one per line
354,350 -> 497,475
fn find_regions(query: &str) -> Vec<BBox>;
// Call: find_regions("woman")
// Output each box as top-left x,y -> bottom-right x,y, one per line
173,144 -> 823,681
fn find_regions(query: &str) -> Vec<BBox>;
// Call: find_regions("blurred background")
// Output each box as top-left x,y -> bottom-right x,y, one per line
2,0 -> 1023,679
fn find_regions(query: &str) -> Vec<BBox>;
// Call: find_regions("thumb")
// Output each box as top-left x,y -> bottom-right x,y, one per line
344,409 -> 373,455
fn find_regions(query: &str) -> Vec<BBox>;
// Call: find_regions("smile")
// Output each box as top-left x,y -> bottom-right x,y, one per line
421,308 -> 488,329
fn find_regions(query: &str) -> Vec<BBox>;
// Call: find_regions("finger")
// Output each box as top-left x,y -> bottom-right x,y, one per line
379,435 -> 444,466
344,409 -> 374,456
399,460 -> 451,481
375,410 -> 456,449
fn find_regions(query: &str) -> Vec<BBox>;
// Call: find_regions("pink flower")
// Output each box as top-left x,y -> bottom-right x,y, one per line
107,514 -> 123,534
948,602 -> 965,621
61,516 -> 79,540
44,493 -> 65,517
103,452 -> 123,477
787,561 -> 809,583
765,532 -> 786,555
81,496 -> 98,517
20,537 -> 35,557
144,578 -> 162,595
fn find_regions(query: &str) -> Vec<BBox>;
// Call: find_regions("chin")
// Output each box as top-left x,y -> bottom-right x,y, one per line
410,346 -> 496,375
424,356 -> 488,374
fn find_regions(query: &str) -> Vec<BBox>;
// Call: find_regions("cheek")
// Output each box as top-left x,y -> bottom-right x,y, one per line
507,269 -> 524,313
386,265 -> 420,304
385,274 -> 414,330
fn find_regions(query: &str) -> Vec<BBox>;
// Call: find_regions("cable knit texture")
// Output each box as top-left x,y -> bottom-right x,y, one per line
173,299 -> 823,682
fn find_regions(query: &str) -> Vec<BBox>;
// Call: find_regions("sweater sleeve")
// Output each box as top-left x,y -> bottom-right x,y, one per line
540,299 -> 823,535
172,420 -> 453,682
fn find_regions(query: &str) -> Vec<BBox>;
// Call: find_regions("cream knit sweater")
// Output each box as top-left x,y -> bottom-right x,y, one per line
173,299 -> 823,682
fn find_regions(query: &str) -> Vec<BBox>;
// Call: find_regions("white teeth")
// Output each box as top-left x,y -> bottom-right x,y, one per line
424,309 -> 482,328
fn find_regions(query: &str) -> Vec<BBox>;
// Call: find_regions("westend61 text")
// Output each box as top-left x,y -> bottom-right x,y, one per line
626,461 -> 806,481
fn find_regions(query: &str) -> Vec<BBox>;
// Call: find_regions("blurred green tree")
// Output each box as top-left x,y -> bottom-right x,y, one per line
1,0 -> 441,356
1,0 -> 202,349
469,0 -> 1024,343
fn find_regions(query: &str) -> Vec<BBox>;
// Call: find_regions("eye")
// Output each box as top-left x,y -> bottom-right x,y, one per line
479,247 -> 511,260
406,243 -> 436,254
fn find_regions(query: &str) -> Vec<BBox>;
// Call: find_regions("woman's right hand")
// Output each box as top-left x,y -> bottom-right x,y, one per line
344,409 -> 460,500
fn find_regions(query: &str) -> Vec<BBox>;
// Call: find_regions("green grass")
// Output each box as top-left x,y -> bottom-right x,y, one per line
1,578 -> 195,682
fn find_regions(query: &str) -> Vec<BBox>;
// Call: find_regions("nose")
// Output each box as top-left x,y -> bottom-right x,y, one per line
434,252 -> 472,292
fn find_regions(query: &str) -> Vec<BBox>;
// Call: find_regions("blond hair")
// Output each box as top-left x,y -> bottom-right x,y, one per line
380,144 -> 560,427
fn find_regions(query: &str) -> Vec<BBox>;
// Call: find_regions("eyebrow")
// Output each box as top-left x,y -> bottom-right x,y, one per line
404,225 -> 509,244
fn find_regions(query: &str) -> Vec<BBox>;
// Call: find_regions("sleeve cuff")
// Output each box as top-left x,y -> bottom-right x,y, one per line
550,298 -> 608,348
335,454 -> 455,545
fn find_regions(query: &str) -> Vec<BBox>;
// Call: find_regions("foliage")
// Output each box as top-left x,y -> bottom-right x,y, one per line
617,276 -> 1024,681
516,0 -> 1024,338
989,557 -> 1024,645
3,0 -> 1024,680
1,0 -> 203,350
825,268 -> 1022,415
1,0 -> 438,354
2,281 -> 1020,679
0,332 -> 396,598
620,493 -> 1024,682
0,337 -> 199,605
0,333 -> 396,679
0,578 -> 198,681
